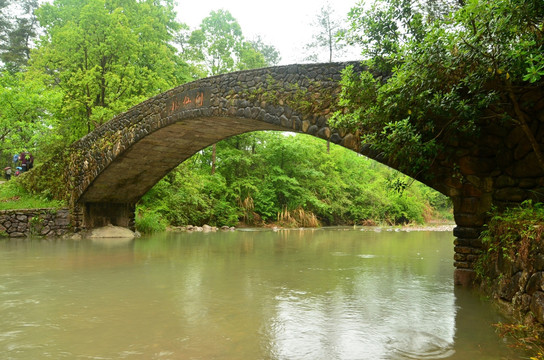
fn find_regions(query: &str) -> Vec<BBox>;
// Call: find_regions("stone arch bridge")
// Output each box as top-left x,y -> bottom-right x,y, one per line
62,61 -> 544,285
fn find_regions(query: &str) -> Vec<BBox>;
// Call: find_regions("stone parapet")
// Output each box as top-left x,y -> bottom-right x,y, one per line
0,208 -> 71,238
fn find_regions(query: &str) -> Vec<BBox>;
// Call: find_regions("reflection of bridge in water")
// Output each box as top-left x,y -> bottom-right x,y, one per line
53,62 -> 544,285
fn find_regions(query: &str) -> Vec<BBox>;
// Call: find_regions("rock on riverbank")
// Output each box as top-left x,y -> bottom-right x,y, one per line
87,224 -> 137,238
169,224 -> 236,232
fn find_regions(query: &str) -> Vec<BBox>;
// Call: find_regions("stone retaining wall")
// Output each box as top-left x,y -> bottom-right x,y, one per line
0,208 -> 71,238
482,249 -> 544,327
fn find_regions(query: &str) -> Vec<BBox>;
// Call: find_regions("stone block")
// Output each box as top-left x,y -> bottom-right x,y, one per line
280,115 -> 291,128
530,291 -> 544,324
494,188 -> 527,202
499,272 -> 522,301
458,155 -> 496,175
454,253 -> 466,261
454,261 -> 470,269
519,178 -> 537,188
495,175 -> 516,188
340,134 -> 358,151
454,213 -> 486,227
301,120 -> 310,133
534,255 -> 544,271
512,153 -> 544,178
505,126 -> 524,149
514,139 -> 533,160
443,176 -> 463,189
317,127 -> 331,140
307,125 -> 318,135
526,272 -> 544,295
40,226 -> 51,236
453,226 -> 483,239
330,133 -> 341,144
467,254 -> 480,262
55,217 -> 71,226
459,197 -> 481,213
462,183 -> 483,197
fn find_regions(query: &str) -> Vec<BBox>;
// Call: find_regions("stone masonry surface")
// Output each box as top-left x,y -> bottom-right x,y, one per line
0,208 -> 70,238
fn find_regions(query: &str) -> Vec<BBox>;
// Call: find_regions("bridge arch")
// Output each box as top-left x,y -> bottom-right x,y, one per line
68,62 -> 382,228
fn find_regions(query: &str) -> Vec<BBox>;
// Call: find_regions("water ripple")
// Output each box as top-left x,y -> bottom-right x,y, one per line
387,330 -> 455,359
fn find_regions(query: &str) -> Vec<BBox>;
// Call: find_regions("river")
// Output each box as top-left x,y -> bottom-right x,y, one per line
0,228 -> 527,359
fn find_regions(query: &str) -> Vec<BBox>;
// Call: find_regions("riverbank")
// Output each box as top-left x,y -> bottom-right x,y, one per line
166,221 -> 457,234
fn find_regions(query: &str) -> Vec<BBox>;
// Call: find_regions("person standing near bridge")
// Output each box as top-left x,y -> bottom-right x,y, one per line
20,152 -> 27,172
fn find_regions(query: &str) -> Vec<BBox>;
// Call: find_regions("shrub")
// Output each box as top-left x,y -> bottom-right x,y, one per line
135,208 -> 167,234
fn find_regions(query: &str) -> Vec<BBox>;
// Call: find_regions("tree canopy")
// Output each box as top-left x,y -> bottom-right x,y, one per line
28,0 -> 189,143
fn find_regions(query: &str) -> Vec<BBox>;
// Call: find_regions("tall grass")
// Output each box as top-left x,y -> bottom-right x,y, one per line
277,206 -> 320,228
135,208 -> 167,233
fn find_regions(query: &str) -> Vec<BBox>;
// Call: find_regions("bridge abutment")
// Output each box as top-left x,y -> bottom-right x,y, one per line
453,226 -> 483,286
449,182 -> 493,286
81,202 -> 136,230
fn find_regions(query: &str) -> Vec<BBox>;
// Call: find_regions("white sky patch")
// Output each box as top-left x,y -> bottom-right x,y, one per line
175,0 -> 361,65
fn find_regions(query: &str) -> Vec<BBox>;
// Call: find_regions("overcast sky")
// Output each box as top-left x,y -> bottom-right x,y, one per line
175,0 -> 361,65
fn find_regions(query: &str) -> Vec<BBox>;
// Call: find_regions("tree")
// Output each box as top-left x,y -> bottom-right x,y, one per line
304,3 -> 345,63
29,0 -> 191,144
0,0 -> 39,72
331,0 -> 544,175
187,9 -> 244,76
248,36 -> 280,67
186,9 -> 279,76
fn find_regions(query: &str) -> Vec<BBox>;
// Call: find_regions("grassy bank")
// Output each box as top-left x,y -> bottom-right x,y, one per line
0,180 -> 65,210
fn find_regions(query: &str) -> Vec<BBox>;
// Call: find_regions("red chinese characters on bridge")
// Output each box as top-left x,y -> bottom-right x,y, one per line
166,88 -> 209,115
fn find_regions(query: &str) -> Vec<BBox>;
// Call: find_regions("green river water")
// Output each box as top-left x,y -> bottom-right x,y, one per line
0,228 -> 528,359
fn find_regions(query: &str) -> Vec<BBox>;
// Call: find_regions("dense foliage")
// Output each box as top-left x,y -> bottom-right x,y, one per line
137,132 -> 452,229
29,0 -> 189,144
331,0 -> 544,175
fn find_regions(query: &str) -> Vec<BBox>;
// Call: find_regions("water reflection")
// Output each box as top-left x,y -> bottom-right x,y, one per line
0,229 -> 527,359
259,230 -> 457,360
